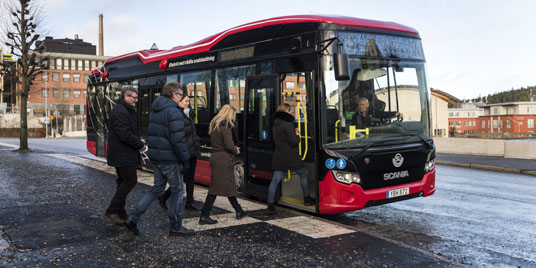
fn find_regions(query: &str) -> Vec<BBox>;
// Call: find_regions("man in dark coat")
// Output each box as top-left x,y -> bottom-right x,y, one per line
266,103 -> 314,213
125,82 -> 194,236
104,85 -> 146,224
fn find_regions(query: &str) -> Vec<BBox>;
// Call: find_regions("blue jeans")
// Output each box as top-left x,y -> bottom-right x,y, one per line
129,163 -> 185,230
267,167 -> 309,204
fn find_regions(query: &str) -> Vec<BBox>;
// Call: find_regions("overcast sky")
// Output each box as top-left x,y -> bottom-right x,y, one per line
4,0 -> 536,99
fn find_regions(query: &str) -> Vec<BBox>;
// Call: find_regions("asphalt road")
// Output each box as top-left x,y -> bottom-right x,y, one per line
1,138 -> 535,267
0,140 -> 453,268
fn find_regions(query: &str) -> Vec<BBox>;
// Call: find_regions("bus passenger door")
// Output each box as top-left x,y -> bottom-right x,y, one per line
243,75 -> 278,198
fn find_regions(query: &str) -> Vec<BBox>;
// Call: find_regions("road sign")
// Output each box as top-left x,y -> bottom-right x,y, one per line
49,115 -> 54,120
44,118 -> 50,124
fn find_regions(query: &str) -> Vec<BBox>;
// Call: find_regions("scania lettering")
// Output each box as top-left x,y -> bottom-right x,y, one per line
86,15 -> 436,214
384,170 -> 410,180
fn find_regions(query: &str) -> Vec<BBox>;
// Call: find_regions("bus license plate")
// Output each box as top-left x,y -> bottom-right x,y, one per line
387,187 -> 409,199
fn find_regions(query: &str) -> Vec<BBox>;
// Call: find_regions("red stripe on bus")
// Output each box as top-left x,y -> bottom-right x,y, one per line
101,15 -> 418,66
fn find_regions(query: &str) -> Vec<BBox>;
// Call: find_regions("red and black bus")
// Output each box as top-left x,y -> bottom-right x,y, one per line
87,15 -> 435,214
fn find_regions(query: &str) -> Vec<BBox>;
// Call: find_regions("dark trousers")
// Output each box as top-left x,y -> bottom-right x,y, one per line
106,166 -> 137,216
163,157 -> 197,204
201,194 -> 243,217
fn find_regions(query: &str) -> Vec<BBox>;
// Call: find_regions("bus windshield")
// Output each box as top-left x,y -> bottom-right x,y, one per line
322,56 -> 431,149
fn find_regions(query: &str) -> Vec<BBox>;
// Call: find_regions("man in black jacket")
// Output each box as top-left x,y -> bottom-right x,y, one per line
125,82 -> 194,236
104,85 -> 146,224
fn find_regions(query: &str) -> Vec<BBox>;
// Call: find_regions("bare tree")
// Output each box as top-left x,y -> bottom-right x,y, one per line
1,0 -> 47,151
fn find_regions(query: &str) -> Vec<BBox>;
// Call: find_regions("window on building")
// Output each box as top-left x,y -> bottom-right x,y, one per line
449,121 -> 454,127
42,72 -> 48,82
482,120 -> 485,128
63,89 -> 70,98
464,121 -> 468,126
56,58 -> 62,69
456,121 -> 461,127
83,74 -> 89,83
52,72 -> 59,82
493,108 -> 499,114
49,58 -> 55,69
91,61 -> 97,69
70,59 -> 76,70
449,112 -> 453,117
507,120 -> 511,129
493,120 -> 498,128
73,73 -> 81,83
77,60 -> 82,70
53,88 -> 59,98
299,82 -> 306,89
41,88 -> 48,98
285,81 -> 295,89
63,59 -> 69,70
84,60 -> 90,71
529,119 -> 535,128
63,73 -> 70,82
74,105 -> 81,115
73,90 -> 81,98
455,112 -> 459,117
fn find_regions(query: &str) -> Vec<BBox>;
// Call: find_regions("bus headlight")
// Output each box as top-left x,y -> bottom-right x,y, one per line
424,160 -> 435,172
332,171 -> 361,185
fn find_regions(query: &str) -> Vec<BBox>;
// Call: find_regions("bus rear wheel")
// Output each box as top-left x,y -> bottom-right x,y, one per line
234,161 -> 245,193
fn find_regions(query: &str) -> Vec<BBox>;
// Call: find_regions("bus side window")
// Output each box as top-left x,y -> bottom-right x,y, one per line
180,71 -> 211,137
215,65 -> 255,113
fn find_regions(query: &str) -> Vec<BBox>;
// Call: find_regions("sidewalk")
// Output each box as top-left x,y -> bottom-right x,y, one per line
436,153 -> 536,176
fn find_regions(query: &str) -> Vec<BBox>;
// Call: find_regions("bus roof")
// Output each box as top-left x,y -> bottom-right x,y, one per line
94,14 -> 418,72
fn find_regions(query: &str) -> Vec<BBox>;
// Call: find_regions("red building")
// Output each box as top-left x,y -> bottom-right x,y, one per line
448,100 -> 536,138
28,36 -> 108,117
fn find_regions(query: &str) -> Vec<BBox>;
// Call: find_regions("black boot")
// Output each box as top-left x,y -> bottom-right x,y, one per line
266,203 -> 276,215
304,196 -> 315,206
124,220 -> 139,236
199,215 -> 218,225
236,210 -> 247,220
158,195 -> 168,210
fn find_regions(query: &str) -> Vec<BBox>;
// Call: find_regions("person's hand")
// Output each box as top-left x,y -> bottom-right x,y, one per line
140,145 -> 147,152
141,138 -> 146,144
235,147 -> 241,154
295,128 -> 300,136
395,112 -> 404,122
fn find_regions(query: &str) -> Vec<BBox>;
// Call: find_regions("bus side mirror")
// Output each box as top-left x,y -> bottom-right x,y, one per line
333,53 -> 350,81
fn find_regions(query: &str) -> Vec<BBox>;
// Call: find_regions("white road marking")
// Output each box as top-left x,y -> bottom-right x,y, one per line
182,212 -> 261,231
266,216 -> 355,239
0,142 -> 19,149
48,154 -> 356,239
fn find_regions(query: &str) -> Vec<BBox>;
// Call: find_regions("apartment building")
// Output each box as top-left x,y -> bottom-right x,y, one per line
28,36 -> 108,116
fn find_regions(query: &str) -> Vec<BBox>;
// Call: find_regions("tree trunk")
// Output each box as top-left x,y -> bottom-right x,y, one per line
19,77 -> 29,150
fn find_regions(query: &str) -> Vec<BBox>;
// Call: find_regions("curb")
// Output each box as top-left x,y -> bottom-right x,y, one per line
436,161 -> 536,177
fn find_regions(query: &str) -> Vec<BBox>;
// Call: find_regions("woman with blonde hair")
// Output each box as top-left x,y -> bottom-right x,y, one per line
199,104 -> 246,224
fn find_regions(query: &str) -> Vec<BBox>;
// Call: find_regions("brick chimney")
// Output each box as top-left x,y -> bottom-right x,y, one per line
98,14 -> 104,56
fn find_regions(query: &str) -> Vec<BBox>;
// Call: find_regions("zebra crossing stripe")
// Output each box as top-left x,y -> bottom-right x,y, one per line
48,154 -> 355,239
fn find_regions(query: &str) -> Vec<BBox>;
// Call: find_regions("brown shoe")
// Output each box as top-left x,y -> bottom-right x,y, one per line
104,212 -> 125,224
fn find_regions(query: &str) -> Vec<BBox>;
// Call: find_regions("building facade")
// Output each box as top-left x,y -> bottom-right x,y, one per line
28,36 -> 108,117
448,100 -> 536,138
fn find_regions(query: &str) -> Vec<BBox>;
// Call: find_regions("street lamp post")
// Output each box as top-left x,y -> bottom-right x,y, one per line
45,79 -> 48,138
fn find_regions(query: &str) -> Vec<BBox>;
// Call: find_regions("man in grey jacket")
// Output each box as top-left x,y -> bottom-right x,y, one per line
125,82 -> 193,236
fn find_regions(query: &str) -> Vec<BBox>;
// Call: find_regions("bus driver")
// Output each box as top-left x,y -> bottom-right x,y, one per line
351,97 -> 403,129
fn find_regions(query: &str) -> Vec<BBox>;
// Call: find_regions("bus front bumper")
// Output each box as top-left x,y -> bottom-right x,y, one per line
318,166 -> 436,214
